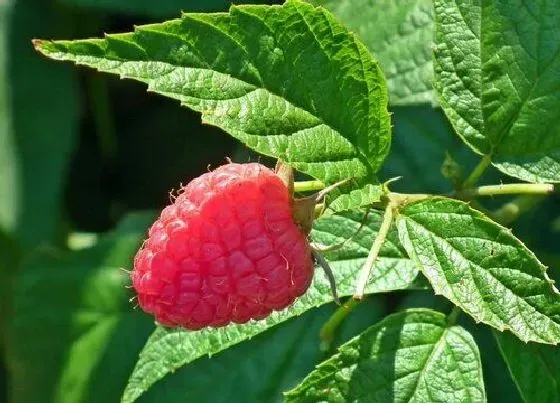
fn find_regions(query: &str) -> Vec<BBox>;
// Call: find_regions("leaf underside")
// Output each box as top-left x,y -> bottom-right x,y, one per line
434,0 -> 560,183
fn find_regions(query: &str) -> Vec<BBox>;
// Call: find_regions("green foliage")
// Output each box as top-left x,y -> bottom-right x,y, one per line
397,198 -> 560,344
495,331 -> 560,403
0,0 -> 80,251
434,0 -> 560,183
1,0 -> 559,402
311,0 -> 435,105
123,210 -> 423,403
35,0 -> 392,211
6,213 -> 156,403
286,309 -> 485,402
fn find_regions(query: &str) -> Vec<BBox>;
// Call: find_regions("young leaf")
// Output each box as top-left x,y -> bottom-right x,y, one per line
5,212 -> 156,403
397,198 -> 560,345
285,309 -> 486,402
122,210 -> 424,403
434,0 -> 560,183
495,331 -> 560,403
311,0 -> 435,105
34,1 -> 391,199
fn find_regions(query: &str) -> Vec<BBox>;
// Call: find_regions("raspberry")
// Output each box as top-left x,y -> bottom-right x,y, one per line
131,162 -> 314,329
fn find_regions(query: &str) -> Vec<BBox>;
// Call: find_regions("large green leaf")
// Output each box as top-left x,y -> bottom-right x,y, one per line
495,331 -> 560,403
397,198 -> 560,345
311,0 -> 435,105
137,300 -> 385,402
5,212 -> 156,403
286,309 -> 485,402
122,210 -> 423,403
434,0 -> 560,183
0,0 -> 80,251
34,0 -> 391,206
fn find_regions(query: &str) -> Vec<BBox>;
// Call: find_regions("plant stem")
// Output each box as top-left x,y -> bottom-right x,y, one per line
294,180 -> 325,193
462,155 -> 492,189
456,183 -> 554,199
447,306 -> 461,325
319,298 -> 360,351
353,203 -> 393,299
490,195 -> 545,226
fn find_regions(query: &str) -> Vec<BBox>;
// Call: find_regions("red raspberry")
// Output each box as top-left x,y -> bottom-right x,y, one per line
131,163 -> 314,329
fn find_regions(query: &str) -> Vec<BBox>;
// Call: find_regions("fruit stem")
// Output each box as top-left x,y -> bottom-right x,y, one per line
353,202 -> 394,299
294,180 -> 325,193
461,154 -> 491,189
319,297 -> 360,351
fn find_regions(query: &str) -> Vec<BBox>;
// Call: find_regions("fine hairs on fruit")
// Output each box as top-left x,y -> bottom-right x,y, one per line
131,161 -> 322,330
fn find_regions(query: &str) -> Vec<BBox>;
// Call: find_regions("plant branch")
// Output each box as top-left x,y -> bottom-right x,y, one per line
455,183 -> 554,199
353,202 -> 393,299
319,297 -> 360,351
462,155 -> 491,188
447,306 -> 461,325
294,180 -> 325,193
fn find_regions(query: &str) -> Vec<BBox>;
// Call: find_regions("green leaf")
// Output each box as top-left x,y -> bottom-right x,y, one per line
285,308 -> 486,402
434,0 -> 560,183
311,0 -> 435,105
0,0 -> 80,250
397,198 -> 560,344
34,1 -> 391,195
5,212 -> 156,403
495,330 -> 560,403
137,300 -> 385,402
122,210 -> 423,403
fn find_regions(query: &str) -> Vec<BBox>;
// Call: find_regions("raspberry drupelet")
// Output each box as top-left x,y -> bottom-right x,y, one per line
131,162 -> 314,330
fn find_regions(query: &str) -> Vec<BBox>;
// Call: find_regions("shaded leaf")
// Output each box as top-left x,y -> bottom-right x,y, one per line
434,0 -> 560,183
138,300 -> 385,402
0,0 -> 80,250
286,309 -> 485,402
311,0 -> 435,105
397,198 -> 560,344
5,212 -> 156,403
35,1 -> 391,207
495,330 -> 560,403
122,210 -> 423,403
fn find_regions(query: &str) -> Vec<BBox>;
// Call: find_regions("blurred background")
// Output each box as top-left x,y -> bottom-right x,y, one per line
1,0 -> 559,402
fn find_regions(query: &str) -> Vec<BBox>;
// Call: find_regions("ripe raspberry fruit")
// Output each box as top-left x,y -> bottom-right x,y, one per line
131,162 -> 314,329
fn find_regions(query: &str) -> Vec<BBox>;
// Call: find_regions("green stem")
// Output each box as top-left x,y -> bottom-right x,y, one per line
456,183 -> 554,199
447,306 -> 461,325
490,195 -> 545,226
353,202 -> 394,299
294,180 -> 325,193
319,298 -> 360,351
462,155 -> 492,189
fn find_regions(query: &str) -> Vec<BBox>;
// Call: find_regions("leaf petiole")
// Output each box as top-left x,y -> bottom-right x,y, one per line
455,183 -> 555,199
294,180 -> 325,193
319,297 -> 360,351
461,155 -> 491,189
353,202 -> 394,299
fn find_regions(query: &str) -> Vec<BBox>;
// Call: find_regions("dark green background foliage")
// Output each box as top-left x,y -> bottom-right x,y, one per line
1,0 -> 560,402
